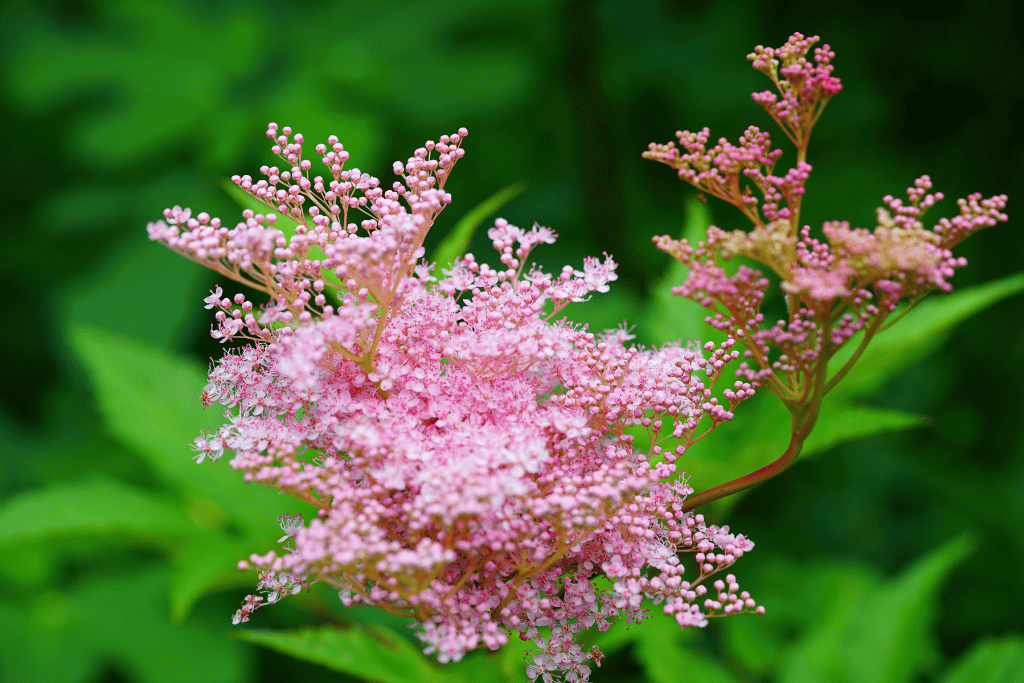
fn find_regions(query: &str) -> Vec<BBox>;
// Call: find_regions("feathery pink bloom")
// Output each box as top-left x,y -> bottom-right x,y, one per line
149,124 -> 759,681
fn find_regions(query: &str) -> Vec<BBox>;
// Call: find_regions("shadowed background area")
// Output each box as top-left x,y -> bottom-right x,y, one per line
1,0 -> 1022,681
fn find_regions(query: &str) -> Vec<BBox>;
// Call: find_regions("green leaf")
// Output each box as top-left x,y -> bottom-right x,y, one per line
169,538 -> 256,622
777,567 -> 880,683
71,326 -> 308,618
237,625 -> 448,683
682,275 -> 1024,514
431,181 -> 526,277
842,534 -> 976,683
221,179 -> 301,234
496,636 -> 532,683
830,272 -> 1024,400
71,325 -> 301,529
0,568 -> 251,683
432,181 -> 528,278
633,617 -> 738,683
939,635 -> 1024,683
0,478 -> 200,548
642,194 -> 721,346
803,401 -> 928,457
779,535 -> 975,683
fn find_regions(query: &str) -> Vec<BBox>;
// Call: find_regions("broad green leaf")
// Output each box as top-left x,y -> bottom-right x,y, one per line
0,568 -> 251,683
842,534 -> 976,683
803,401 -> 928,457
431,180 -> 526,277
681,391 -> 924,516
829,273 -> 1024,400
0,478 -> 200,548
779,535 -> 975,683
778,568 -> 879,683
939,635 -> 1024,683
496,635 -> 532,683
170,538 -> 257,622
446,650 -> 514,683
633,616 -> 738,683
721,556 -> 881,677
237,625 -> 447,683
71,325 -> 302,532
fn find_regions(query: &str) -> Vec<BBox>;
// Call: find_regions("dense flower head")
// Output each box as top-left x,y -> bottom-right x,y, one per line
148,124 -> 761,681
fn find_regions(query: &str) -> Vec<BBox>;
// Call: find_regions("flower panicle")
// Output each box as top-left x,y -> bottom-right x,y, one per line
644,32 -> 1009,513
149,124 -> 760,682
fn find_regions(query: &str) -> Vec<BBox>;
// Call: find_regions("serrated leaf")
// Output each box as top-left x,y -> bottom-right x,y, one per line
803,401 -> 928,457
221,178 -> 301,234
0,478 -> 200,548
681,276 -> 1023,513
830,273 -> 1024,400
237,625 -> 448,683
939,634 -> 1024,683
721,557 -> 881,678
431,181 -> 526,278
778,568 -> 879,683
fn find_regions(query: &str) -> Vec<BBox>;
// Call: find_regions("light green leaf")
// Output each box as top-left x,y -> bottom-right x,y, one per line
71,326 -> 311,619
0,478 -> 200,548
237,625 -> 448,683
71,325 -> 303,533
939,635 -> 1024,683
721,557 -> 881,677
683,391 -> 924,517
446,650 -> 515,683
682,275 -> 1024,513
830,273 -> 1024,400
803,401 -> 928,457
778,568 -> 879,683
496,635 -> 532,683
221,179 -> 300,234
842,534 -> 976,683
170,538 -> 257,622
431,181 -> 526,277
779,535 -> 975,683
634,617 -> 738,683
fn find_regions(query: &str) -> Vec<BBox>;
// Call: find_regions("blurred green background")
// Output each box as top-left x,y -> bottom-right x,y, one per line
2,0 -> 1022,681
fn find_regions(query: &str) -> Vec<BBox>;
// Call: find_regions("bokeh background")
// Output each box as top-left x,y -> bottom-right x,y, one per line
2,0 -> 1022,681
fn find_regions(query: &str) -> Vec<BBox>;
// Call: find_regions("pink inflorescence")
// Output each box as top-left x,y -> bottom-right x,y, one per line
148,124 -> 761,681
646,33 -> 1008,391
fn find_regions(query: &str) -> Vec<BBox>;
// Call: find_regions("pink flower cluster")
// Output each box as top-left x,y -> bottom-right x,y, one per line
747,32 -> 842,148
148,125 -> 761,681
646,33 -> 1008,395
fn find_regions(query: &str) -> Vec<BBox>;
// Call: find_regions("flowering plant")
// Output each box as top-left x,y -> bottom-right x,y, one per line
147,33 -> 1006,682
